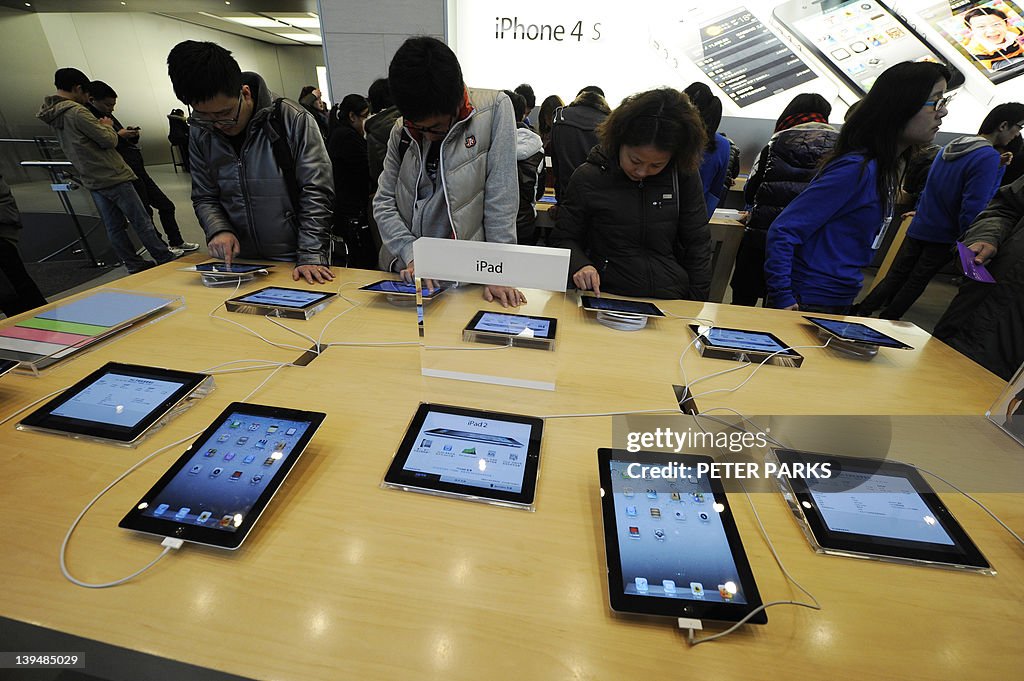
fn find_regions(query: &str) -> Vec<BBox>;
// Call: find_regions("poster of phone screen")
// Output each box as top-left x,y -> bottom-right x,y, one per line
793,1 -> 944,92
696,9 -> 818,107
923,0 -> 1024,81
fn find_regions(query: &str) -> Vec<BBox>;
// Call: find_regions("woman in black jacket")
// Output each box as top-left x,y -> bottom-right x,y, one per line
550,88 -> 712,300
327,94 -> 375,269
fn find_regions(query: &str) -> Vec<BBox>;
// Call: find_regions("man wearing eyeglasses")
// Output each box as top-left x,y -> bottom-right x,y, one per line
373,37 -> 523,307
166,41 -> 334,284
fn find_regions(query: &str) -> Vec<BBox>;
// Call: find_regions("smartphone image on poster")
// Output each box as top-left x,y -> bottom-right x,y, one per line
921,0 -> 1024,84
772,0 -> 965,95
649,4 -> 838,118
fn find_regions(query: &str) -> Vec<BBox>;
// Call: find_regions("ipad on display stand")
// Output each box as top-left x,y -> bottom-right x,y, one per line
359,279 -> 448,306
580,295 -> 663,331
768,448 -> 992,574
462,311 -> 558,351
225,286 -> 337,320
597,449 -> 767,624
382,403 -> 544,511
689,324 -> 804,367
119,402 -> 326,550
17,362 -> 214,447
803,316 -> 913,358
184,262 -> 273,288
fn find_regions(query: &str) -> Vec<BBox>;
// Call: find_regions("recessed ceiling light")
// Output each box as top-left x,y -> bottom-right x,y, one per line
272,16 -> 321,29
222,16 -> 284,28
275,33 -> 322,43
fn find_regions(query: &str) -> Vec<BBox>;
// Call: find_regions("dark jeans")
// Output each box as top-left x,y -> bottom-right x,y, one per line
90,182 -> 173,272
0,239 -> 46,316
729,231 -> 767,306
133,169 -> 184,246
858,237 -> 952,319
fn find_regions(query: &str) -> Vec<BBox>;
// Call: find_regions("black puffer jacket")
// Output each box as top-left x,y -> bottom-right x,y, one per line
745,122 -> 839,244
549,101 -> 608,201
551,146 -> 712,300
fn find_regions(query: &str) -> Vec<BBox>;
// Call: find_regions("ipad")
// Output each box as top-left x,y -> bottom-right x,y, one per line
771,449 -> 991,572
598,449 -> 767,623
581,296 -> 665,318
195,262 -> 273,275
119,402 -> 326,550
689,325 -> 803,367
359,279 -> 447,298
18,363 -> 209,444
383,403 -> 543,509
804,316 -> 913,349
0,358 -> 17,378
462,311 -> 558,350
225,286 -> 336,320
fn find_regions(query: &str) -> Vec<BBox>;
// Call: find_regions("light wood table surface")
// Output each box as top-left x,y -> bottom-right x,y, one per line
0,260 -> 1020,681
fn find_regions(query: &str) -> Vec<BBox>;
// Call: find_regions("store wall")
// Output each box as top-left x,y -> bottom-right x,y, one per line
0,9 -> 324,180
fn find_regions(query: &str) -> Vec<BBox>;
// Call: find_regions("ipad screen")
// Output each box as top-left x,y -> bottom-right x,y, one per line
705,328 -> 787,354
473,312 -> 553,339
236,288 -> 330,309
581,296 -> 664,317
805,317 -> 909,348
51,373 -> 188,428
195,263 -> 268,274
361,280 -> 444,297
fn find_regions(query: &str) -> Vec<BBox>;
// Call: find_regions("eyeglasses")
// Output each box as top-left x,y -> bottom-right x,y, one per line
188,92 -> 244,129
923,93 -> 955,111
404,115 -> 454,136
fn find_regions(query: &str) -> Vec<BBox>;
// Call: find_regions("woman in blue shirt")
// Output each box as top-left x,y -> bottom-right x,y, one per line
763,61 -> 952,313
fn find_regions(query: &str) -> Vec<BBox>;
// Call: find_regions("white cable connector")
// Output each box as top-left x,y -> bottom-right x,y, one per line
161,537 -> 184,550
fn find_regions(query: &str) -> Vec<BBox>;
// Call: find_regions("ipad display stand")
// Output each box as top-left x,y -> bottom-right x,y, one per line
814,328 -> 879,360
201,272 -> 259,288
986,360 -> 1024,448
16,375 -> 215,448
693,335 -> 804,368
595,311 -> 647,331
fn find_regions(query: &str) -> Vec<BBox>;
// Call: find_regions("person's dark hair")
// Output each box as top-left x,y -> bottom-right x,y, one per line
170,108 -> 184,116
329,93 -> 369,134
597,87 -> 707,174
775,93 -> 832,130
964,7 -> 1008,27
827,60 -> 952,210
683,82 -> 723,152
299,85 -> 317,100
167,40 -> 242,105
367,78 -> 392,113
538,94 -> 564,137
388,36 -> 464,121
979,102 -> 1024,134
577,85 -> 604,97
85,80 -> 117,100
54,68 -> 89,92
504,90 -> 527,122
514,83 -> 536,110
572,89 -> 611,115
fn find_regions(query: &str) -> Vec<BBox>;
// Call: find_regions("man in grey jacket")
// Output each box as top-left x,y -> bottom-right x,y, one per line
372,37 -> 522,306
37,68 -> 177,274
166,41 -> 335,284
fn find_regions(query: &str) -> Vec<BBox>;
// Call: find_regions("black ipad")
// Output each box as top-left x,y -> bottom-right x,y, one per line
689,325 -> 800,356
195,262 -> 272,275
804,316 -> 913,349
464,311 -> 557,340
597,449 -> 767,624
18,362 -> 209,444
581,296 -> 665,318
229,286 -> 334,309
0,358 -> 18,378
359,279 -> 447,298
772,449 -> 990,571
119,402 -> 326,549
383,403 -> 543,509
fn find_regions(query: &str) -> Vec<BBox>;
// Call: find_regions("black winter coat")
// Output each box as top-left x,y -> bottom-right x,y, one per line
549,104 -> 607,201
551,146 -> 712,300
745,123 -> 839,244
326,124 -> 369,222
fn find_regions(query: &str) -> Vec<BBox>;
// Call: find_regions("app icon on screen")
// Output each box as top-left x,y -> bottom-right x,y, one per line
623,487 -> 635,498
671,492 -> 681,501
237,436 -> 249,445
219,514 -> 233,527
154,503 -> 169,516
653,528 -> 666,541
248,423 -> 260,431
250,474 -> 264,485
692,492 -> 705,503
211,467 -> 223,478
175,507 -> 190,520
626,505 -> 638,517
205,448 -> 217,457
650,508 -> 661,518
462,447 -> 476,455
243,455 -> 256,464
217,434 -> 230,442
690,582 -> 705,598
718,584 -> 735,600
223,452 -> 235,461
699,511 -> 710,522
443,444 -> 453,452
285,428 -> 296,436
646,489 -> 657,499
663,580 -> 677,594
263,457 -> 275,466
229,470 -> 243,481
196,511 -> 212,524
230,421 -> 241,429
267,425 -> 279,433
420,438 -> 433,448
189,465 -> 202,475
635,577 -> 649,592
628,526 -> 640,538
256,439 -> 268,449
673,510 -> 687,521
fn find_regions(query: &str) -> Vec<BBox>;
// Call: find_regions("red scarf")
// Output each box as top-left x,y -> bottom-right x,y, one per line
775,111 -> 828,133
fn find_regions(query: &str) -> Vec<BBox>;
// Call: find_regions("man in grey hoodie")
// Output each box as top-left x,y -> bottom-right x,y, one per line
372,37 -> 522,307
37,68 -> 176,274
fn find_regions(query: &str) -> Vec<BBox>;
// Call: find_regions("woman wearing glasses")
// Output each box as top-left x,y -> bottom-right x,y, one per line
764,61 -> 952,313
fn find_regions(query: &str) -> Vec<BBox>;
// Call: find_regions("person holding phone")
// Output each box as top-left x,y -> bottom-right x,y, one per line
550,88 -> 712,300
763,61 -> 952,313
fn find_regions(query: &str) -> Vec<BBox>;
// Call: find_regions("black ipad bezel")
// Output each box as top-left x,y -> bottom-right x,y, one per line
118,402 -> 326,550
689,324 -> 800,356
464,310 -> 558,341
19,362 -> 208,443
772,449 -> 990,569
195,262 -> 272,275
228,286 -> 336,310
384,403 -> 543,506
804,316 -> 913,349
0,358 -> 18,378
597,448 -> 767,624
358,279 -> 447,298
581,295 -> 665,318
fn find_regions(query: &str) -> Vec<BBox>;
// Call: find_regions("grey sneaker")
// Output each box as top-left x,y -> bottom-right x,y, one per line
174,241 -> 201,252
169,246 -> 185,258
